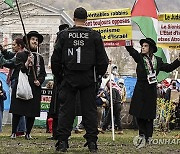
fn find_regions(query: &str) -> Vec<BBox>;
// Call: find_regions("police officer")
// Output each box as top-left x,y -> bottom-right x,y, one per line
51,7 -> 108,152
48,24 -> 69,140
57,24 -> 69,36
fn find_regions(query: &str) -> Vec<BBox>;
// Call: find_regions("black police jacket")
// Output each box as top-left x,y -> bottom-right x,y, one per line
51,26 -> 108,87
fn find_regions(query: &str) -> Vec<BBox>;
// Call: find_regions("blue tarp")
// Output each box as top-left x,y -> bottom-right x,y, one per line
0,72 -> 11,110
123,76 -> 137,99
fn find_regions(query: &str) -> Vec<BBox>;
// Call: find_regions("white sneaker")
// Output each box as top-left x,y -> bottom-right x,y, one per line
10,133 -> 16,139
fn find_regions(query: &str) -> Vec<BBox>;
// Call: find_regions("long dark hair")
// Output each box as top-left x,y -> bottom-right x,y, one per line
149,46 -> 154,59
15,38 -> 25,49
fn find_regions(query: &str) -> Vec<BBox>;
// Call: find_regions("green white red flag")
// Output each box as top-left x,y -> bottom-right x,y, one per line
4,0 -> 14,8
131,0 -> 170,81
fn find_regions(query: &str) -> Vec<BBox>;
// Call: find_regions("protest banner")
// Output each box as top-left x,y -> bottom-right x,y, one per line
157,13 -> 180,50
86,8 -> 132,47
40,88 -> 53,112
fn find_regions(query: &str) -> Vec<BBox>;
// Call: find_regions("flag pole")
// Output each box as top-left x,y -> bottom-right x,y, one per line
15,0 -> 37,80
15,0 -> 30,51
131,0 -> 137,13
109,62 -> 115,141
154,0 -> 159,13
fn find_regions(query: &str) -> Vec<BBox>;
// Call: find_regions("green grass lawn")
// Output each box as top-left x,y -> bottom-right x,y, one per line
0,125 -> 180,153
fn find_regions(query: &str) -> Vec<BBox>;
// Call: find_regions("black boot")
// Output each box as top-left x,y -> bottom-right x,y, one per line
55,140 -> 69,152
84,141 -> 98,153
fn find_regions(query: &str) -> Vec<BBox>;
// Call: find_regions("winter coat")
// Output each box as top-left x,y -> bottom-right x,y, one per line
126,46 -> 180,119
9,50 -> 46,117
51,26 -> 109,88
48,77 -> 61,117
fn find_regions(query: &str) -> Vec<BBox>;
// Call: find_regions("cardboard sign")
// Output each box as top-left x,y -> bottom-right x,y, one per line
170,90 -> 180,103
41,88 -> 53,111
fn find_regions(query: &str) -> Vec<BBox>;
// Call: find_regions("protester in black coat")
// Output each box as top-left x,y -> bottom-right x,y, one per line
101,80 -> 123,134
1,38 -> 27,136
125,38 -> 180,142
49,24 -> 70,117
9,31 -> 46,139
48,24 -> 69,140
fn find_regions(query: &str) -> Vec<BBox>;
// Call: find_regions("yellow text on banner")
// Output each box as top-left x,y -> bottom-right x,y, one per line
93,26 -> 132,41
87,8 -> 131,20
159,13 -> 180,22
158,43 -> 180,50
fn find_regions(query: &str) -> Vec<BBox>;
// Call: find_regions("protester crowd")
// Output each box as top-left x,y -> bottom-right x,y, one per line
0,6 -> 180,153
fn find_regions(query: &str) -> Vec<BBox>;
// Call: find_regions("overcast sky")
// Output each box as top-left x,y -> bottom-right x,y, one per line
39,0 -> 180,13
1,0 -> 179,16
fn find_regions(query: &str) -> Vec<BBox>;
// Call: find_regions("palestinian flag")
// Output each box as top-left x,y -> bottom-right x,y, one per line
4,0 -> 14,8
131,0 -> 170,82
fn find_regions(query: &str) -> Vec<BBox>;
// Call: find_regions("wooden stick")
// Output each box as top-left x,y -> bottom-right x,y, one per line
15,0 -> 37,80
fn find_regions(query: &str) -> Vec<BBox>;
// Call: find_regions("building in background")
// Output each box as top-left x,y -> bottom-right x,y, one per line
0,1 -> 73,68
0,2 -> 73,125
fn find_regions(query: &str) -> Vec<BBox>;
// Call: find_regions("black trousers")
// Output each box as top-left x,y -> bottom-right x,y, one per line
52,117 -> 58,139
56,81 -> 98,142
102,103 -> 122,131
136,118 -> 153,141
12,114 -> 35,134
